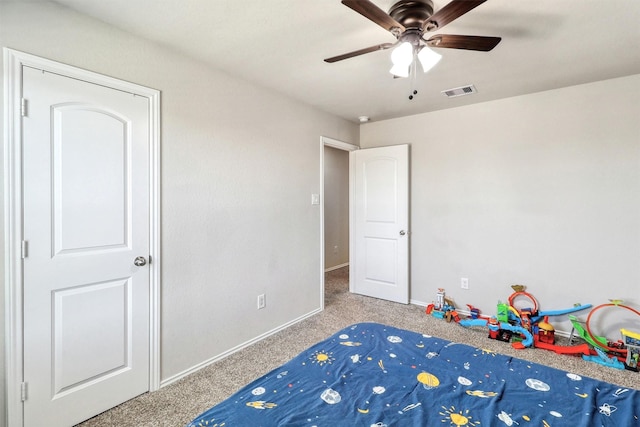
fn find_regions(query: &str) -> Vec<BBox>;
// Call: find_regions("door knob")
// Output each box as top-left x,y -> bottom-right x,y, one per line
399,230 -> 406,236
134,256 -> 147,267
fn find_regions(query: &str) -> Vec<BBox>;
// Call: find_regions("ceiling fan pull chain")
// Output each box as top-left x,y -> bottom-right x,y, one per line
408,53 -> 418,100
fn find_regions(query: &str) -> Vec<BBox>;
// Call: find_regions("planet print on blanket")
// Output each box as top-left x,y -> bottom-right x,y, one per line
525,378 -> 551,392
457,376 -> 472,386
251,386 -> 265,396
417,371 -> 440,389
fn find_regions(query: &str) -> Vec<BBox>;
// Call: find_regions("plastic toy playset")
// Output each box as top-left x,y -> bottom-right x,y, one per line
425,285 -> 640,372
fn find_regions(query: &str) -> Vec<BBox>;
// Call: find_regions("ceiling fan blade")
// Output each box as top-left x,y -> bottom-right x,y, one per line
425,34 -> 501,51
324,43 -> 395,63
424,0 -> 487,32
342,0 -> 406,33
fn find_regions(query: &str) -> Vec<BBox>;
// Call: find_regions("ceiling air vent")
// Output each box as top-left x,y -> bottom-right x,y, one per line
441,84 -> 477,98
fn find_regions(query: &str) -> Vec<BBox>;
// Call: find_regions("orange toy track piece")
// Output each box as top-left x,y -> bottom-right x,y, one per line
534,339 -> 592,356
508,291 -> 539,315
585,303 -> 640,355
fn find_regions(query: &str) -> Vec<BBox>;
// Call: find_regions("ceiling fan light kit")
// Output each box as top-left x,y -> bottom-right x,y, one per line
326,0 -> 501,96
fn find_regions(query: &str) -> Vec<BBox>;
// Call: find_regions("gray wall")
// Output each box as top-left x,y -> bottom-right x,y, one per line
0,1 -> 358,422
361,74 -> 640,338
324,146 -> 350,270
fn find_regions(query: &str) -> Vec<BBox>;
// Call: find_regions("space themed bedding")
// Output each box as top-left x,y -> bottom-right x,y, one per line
187,322 -> 640,426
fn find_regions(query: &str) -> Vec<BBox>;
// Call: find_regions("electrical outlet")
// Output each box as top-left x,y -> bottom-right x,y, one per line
461,278 -> 469,290
333,245 -> 338,254
257,294 -> 266,309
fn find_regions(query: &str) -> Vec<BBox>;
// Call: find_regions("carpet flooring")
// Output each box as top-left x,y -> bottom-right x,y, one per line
78,267 -> 639,426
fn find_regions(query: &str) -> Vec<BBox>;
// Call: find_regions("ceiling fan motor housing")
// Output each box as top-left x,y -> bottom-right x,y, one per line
389,0 -> 435,30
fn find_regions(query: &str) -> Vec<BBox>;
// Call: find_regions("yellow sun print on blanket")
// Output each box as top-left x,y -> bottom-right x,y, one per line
440,405 -> 481,426
310,350 -> 335,366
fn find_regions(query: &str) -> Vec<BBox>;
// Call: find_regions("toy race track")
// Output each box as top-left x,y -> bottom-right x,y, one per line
439,287 -> 640,370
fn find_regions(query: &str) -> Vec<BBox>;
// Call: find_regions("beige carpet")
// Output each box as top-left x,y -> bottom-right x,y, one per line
78,267 -> 638,426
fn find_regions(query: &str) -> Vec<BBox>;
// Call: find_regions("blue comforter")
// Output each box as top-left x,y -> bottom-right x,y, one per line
188,322 -> 639,426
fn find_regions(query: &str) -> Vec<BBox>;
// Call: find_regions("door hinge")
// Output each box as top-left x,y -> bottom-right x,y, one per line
21,98 -> 28,117
21,240 -> 28,259
21,382 -> 28,401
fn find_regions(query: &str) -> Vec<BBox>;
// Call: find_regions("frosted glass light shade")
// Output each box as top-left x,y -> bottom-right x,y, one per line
389,64 -> 410,78
390,42 -> 413,77
390,42 -> 413,66
417,46 -> 442,73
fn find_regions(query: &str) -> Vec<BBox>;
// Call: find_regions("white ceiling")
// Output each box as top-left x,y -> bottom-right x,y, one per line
53,0 -> 640,123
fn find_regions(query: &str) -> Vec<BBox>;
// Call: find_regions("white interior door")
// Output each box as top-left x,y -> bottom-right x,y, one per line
352,144 -> 409,304
22,66 -> 150,426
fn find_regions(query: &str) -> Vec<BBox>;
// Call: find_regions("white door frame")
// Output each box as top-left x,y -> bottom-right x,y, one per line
3,48 -> 162,426
319,136 -> 358,309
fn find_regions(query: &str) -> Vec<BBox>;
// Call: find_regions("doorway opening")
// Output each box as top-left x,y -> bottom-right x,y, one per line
320,136 -> 358,309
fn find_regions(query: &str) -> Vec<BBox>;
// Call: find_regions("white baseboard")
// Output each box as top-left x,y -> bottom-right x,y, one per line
161,298 -> 579,389
160,307 -> 323,388
410,298 -> 429,308
325,262 -> 349,273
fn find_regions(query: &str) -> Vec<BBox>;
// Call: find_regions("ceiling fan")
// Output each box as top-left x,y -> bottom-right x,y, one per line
325,0 -> 501,78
